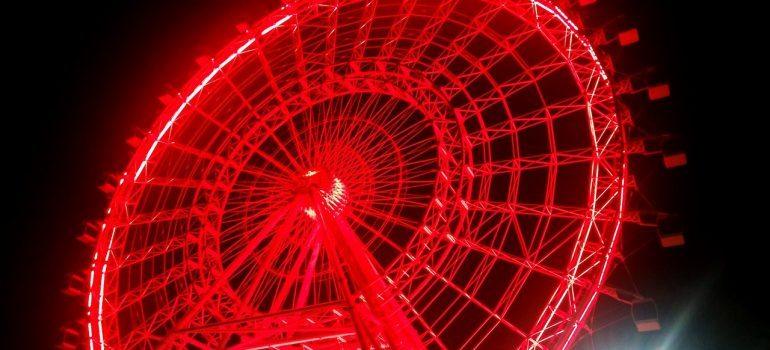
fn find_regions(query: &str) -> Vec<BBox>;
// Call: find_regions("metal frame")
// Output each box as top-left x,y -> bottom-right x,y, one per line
85,1 -> 627,348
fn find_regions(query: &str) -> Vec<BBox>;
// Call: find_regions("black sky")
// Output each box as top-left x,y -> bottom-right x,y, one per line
4,1 -> 766,349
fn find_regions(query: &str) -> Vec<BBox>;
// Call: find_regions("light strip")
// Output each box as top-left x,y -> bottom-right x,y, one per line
262,14 -> 293,35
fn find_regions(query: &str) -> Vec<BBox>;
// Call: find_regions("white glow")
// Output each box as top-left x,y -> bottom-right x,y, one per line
261,14 -> 293,35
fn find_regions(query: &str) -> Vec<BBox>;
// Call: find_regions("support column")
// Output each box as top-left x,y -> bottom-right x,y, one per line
316,206 -> 425,350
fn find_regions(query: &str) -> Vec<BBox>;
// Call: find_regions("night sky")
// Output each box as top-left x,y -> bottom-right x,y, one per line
4,1 -> 766,348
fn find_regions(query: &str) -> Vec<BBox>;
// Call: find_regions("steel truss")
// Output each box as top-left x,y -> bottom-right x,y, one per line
86,1 -> 628,349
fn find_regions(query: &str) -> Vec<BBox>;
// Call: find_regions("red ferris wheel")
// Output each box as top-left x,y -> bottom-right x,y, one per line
83,0 -> 629,348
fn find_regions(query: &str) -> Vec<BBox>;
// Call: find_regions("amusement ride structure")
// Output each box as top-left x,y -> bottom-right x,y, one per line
61,0 -> 686,348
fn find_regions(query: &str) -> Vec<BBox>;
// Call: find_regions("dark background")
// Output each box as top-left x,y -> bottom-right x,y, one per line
4,1 -> 765,348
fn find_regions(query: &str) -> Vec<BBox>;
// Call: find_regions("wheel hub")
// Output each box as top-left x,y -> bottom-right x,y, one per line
294,169 -> 348,218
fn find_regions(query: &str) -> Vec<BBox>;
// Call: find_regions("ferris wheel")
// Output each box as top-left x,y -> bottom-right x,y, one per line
82,0 -> 630,348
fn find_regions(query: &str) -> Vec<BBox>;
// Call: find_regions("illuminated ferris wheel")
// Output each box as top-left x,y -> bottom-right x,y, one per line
82,0 -> 630,348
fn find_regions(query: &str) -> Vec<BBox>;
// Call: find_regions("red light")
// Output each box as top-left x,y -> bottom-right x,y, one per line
618,28 -> 640,46
648,83 -> 672,101
84,1 -> 629,349
663,152 -> 688,169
